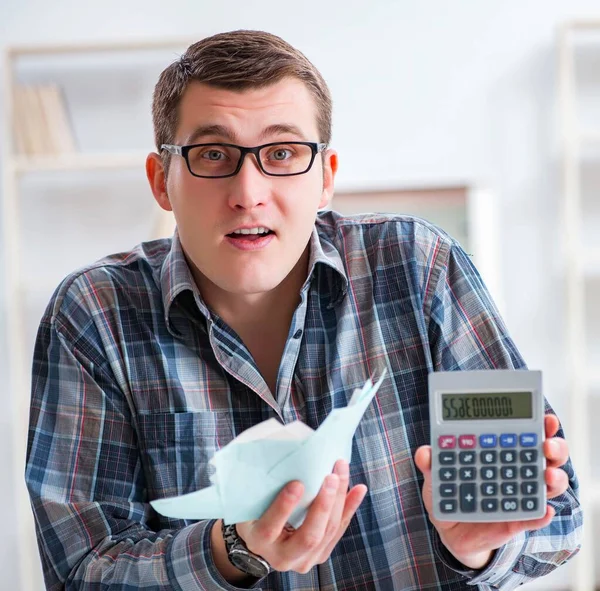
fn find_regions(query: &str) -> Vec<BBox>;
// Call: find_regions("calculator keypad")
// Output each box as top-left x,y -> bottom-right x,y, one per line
436,432 -> 541,518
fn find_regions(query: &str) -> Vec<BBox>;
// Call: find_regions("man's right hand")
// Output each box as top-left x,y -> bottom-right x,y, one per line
211,459 -> 368,581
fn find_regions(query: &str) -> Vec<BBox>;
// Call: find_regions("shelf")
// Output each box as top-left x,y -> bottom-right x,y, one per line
9,151 -> 151,174
7,37 -> 198,57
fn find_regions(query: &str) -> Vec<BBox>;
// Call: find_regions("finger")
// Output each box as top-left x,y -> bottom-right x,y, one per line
544,437 -> 569,468
315,484 -> 368,564
287,474 -> 339,556
414,445 -> 432,474
252,480 -> 304,545
546,467 -> 569,499
324,460 -> 350,541
544,414 -> 560,439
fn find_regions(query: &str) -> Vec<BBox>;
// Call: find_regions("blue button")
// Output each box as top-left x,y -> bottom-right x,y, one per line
520,433 -> 537,447
480,434 -> 497,448
500,434 -> 517,447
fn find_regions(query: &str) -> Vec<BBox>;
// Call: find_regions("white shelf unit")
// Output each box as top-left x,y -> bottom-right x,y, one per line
558,20 -> 600,591
1,38 -> 186,591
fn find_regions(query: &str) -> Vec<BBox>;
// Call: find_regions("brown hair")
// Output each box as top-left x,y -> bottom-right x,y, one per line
152,30 -> 332,173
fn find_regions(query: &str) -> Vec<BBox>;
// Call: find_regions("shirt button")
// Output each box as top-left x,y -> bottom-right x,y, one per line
293,329 -> 303,339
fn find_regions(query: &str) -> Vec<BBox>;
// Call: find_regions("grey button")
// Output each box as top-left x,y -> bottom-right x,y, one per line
520,466 -> 538,480
501,467 -> 517,480
501,498 -> 519,512
520,449 -> 538,463
521,482 -> 538,495
459,467 -> 476,481
439,468 -> 457,481
459,451 -> 476,465
460,483 -> 477,512
522,498 -> 538,512
439,452 -> 456,465
501,482 -> 517,496
482,499 -> 498,512
480,467 -> 497,481
481,451 -> 497,464
481,483 -> 498,496
440,484 -> 456,497
500,450 -> 516,464
440,500 -> 457,513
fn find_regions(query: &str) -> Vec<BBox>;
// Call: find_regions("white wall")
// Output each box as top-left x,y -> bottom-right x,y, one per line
1,1 -> 598,589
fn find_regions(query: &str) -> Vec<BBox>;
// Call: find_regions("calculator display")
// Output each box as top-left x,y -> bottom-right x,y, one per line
442,391 -> 532,420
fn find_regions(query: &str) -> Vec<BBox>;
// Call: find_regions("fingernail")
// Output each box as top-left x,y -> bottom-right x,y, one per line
549,440 -> 560,456
336,460 -> 349,477
325,474 -> 339,492
286,482 -> 302,499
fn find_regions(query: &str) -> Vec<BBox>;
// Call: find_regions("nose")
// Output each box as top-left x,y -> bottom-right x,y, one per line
227,151 -> 270,210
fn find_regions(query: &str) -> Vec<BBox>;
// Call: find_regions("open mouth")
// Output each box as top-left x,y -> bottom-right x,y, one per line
226,227 -> 274,240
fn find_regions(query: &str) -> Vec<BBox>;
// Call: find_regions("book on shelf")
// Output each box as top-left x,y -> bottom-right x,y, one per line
13,83 -> 77,157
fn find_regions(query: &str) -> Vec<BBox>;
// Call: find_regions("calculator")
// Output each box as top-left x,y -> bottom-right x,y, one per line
429,370 -> 546,522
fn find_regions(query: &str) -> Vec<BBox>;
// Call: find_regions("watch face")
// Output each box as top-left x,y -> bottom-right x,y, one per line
230,549 -> 270,578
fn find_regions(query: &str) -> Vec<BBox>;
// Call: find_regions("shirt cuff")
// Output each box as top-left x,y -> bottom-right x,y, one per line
433,528 -> 528,586
166,519 -> 267,590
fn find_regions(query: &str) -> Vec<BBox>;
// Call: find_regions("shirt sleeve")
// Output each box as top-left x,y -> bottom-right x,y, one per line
425,240 -> 583,589
25,278 -> 264,591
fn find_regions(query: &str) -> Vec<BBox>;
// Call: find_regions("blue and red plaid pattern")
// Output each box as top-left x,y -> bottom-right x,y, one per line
26,210 -> 581,590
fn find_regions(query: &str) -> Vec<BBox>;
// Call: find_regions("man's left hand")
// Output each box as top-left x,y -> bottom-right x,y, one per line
414,414 -> 569,570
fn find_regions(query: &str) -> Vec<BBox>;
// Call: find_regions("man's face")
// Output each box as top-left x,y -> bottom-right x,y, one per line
157,78 -> 336,298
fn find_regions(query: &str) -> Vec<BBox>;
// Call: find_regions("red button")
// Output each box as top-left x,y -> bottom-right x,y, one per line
438,435 -> 456,449
459,435 -> 477,449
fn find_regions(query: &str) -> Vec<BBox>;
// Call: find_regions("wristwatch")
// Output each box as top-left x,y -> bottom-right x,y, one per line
222,521 -> 272,578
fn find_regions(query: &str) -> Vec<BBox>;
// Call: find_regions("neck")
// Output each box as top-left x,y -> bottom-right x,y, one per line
198,249 -> 310,336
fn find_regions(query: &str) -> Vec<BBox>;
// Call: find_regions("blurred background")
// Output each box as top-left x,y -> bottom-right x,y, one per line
0,1 -> 599,589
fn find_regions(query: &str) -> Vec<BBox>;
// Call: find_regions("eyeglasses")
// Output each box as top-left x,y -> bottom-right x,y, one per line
161,141 -> 327,179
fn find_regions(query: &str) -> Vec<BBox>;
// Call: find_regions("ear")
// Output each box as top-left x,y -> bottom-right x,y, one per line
146,152 -> 172,212
319,149 -> 338,209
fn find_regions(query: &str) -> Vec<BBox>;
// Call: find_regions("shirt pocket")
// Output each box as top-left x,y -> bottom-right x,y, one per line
137,410 -> 233,500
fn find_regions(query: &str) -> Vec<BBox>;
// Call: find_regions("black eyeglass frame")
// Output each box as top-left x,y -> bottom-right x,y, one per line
161,141 -> 327,179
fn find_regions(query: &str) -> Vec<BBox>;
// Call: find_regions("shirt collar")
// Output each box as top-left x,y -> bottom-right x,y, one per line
159,222 -> 348,335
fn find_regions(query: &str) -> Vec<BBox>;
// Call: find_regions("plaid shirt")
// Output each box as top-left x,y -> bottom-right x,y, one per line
26,211 -> 582,590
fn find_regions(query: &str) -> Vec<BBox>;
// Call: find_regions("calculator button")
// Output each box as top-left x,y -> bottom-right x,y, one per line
500,434 -> 517,447
481,483 -> 498,496
522,498 -> 538,512
459,483 -> 477,512
520,433 -> 537,447
500,450 -> 517,464
501,467 -> 517,480
520,449 -> 538,463
480,434 -> 497,448
480,451 -> 497,464
458,435 -> 477,449
521,482 -> 538,496
459,467 -> 476,481
520,466 -> 538,480
440,468 -> 457,481
480,467 -> 497,481
482,499 -> 498,512
440,484 -> 457,497
439,452 -> 456,465
438,435 -> 456,449
501,482 -> 517,496
440,500 -> 457,513
501,498 -> 519,512
459,451 -> 476,465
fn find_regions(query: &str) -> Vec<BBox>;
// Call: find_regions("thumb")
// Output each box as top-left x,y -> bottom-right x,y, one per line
414,445 -> 432,475
414,446 -> 434,514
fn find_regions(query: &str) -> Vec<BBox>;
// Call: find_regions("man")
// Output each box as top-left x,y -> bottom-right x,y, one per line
26,30 -> 582,590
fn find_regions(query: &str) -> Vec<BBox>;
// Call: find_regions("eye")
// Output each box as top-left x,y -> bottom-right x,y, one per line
270,148 -> 292,161
202,149 -> 226,161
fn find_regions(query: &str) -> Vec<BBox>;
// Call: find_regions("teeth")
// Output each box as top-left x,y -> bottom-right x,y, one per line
232,227 -> 270,235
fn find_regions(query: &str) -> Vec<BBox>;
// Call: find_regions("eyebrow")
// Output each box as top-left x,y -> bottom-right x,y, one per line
184,123 -> 309,146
